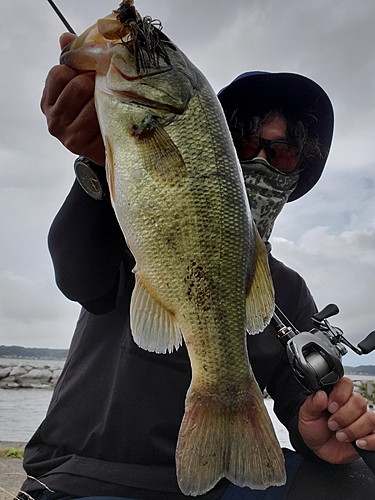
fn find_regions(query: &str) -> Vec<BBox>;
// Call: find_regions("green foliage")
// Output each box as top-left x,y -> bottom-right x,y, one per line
0,345 -> 68,360
0,448 -> 24,458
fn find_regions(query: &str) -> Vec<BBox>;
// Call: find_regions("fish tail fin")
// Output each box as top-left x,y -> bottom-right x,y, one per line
176,378 -> 286,496
246,224 -> 275,334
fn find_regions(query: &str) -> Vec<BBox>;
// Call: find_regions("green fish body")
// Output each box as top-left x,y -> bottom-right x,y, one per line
61,2 -> 286,495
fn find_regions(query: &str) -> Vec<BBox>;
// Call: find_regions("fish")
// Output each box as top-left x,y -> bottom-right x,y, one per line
60,1 -> 286,495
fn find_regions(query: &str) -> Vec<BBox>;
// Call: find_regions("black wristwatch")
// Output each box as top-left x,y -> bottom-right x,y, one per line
74,156 -> 108,201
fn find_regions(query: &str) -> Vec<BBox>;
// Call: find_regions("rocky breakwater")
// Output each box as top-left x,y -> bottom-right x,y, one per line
0,362 -> 64,389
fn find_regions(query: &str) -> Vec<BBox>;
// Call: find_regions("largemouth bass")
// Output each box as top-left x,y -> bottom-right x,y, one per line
61,1 -> 286,495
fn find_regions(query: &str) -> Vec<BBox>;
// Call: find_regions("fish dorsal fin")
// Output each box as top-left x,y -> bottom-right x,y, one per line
245,224 -> 275,334
132,116 -> 187,182
130,268 -> 183,353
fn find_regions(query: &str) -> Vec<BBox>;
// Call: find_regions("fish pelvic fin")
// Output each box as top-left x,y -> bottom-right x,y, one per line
245,224 -> 275,334
130,269 -> 182,353
176,378 -> 286,496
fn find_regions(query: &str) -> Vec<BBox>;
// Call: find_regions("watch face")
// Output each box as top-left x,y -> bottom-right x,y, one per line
75,161 -> 103,200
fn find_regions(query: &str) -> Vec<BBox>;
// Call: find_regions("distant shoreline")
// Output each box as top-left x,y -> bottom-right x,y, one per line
0,345 -> 68,361
1,345 -> 375,375
0,355 -> 67,361
345,366 -> 375,376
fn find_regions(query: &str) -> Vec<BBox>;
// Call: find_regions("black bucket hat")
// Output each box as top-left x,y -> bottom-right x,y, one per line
218,71 -> 334,201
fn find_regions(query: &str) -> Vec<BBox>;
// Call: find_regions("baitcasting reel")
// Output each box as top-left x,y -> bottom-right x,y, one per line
272,303 -> 375,474
272,303 -> 375,393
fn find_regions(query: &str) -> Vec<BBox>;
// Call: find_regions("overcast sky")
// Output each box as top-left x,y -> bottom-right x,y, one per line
1,0 -> 375,366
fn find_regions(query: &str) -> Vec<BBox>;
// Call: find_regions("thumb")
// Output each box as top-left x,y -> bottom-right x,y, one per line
59,32 -> 77,50
301,390 -> 329,422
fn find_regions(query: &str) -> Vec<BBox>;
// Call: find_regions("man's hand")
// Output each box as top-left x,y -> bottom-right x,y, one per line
299,377 -> 375,463
40,33 -> 105,166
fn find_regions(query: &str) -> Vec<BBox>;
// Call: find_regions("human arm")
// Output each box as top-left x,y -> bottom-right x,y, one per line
266,257 -> 375,462
44,34 -> 134,313
48,179 -> 130,314
274,265 -> 375,461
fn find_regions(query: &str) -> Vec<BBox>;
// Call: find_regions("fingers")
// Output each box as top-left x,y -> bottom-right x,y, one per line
59,32 -> 76,50
41,64 -> 87,113
356,431 -> 375,450
298,391 -> 332,450
40,64 -> 105,165
43,70 -> 96,137
327,376 -> 354,413
327,377 -> 375,448
328,395 -> 375,442
301,389 -> 328,421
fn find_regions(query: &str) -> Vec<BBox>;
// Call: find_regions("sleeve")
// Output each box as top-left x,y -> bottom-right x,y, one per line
48,178 -> 133,314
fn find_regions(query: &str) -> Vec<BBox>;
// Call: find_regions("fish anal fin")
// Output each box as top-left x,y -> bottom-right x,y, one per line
246,224 -> 275,334
131,116 -> 187,182
130,270 -> 182,354
176,378 -> 286,496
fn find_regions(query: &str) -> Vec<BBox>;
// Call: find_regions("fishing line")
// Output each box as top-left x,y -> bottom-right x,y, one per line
46,0 -> 76,34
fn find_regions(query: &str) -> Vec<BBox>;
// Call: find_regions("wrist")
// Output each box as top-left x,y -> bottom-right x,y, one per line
74,156 -> 109,201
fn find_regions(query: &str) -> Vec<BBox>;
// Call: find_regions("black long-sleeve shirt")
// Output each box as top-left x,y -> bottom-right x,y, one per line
22,180 -> 315,499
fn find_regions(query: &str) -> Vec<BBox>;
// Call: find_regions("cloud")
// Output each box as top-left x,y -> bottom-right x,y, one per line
271,225 -> 375,365
0,270 -> 80,348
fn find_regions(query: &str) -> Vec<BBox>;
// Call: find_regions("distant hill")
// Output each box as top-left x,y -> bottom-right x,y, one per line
344,365 -> 375,376
0,345 -> 68,360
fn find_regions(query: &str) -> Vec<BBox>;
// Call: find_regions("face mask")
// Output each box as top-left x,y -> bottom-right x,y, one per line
240,158 -> 299,241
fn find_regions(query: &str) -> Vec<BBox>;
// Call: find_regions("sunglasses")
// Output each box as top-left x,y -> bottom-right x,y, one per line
240,137 -> 302,173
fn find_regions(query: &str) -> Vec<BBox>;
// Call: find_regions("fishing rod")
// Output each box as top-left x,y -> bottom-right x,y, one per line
46,0 -> 76,34
272,303 -> 375,476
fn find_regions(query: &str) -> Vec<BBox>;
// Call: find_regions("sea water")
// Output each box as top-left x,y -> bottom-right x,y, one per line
1,358 -> 374,447
0,388 -> 53,442
0,358 -> 64,442
0,384 -> 291,447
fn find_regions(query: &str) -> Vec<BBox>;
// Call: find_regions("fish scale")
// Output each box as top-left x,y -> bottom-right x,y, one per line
60,1 -> 285,495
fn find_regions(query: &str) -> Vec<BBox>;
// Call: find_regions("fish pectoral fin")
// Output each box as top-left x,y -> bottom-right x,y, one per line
130,271 -> 182,354
104,136 -> 116,203
132,116 -> 187,182
245,224 -> 275,334
176,378 -> 286,496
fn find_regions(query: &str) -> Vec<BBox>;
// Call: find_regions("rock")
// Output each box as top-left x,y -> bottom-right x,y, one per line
19,368 -> 53,381
0,367 -> 11,379
16,368 -> 52,389
0,376 -> 20,389
17,368 -> 53,388
0,363 -> 64,389
9,366 -> 28,377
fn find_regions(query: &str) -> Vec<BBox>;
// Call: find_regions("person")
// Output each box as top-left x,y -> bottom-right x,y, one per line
19,33 -> 375,500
